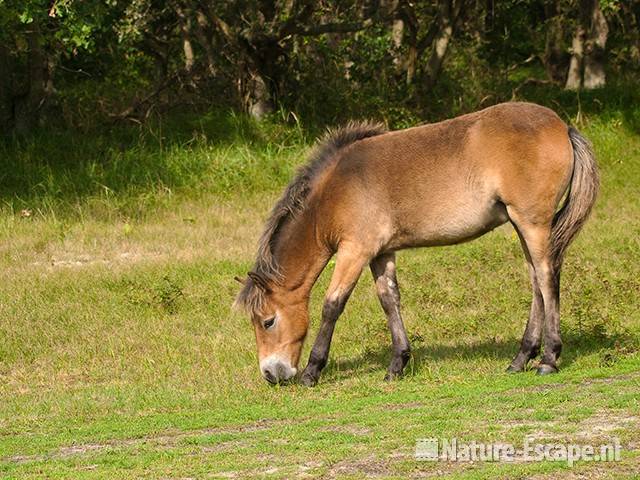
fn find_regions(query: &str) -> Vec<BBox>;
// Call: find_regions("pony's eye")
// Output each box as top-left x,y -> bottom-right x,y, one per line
263,317 -> 276,330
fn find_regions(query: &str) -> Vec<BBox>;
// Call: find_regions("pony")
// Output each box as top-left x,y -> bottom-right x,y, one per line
235,102 -> 599,386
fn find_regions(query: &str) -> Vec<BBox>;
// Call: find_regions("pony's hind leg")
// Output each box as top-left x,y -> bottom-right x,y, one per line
507,227 -> 544,372
508,211 -> 562,375
370,253 -> 411,381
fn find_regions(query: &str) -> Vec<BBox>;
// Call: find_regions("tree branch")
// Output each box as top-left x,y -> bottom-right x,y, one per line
278,18 -> 373,39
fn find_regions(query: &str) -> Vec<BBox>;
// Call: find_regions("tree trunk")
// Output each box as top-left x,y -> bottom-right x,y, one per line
583,0 -> 608,89
14,24 -> 50,134
176,6 -> 195,73
484,0 -> 494,33
424,24 -> 452,88
565,23 -> 585,90
246,69 -> 274,118
142,37 -> 169,104
391,17 -> 404,70
181,34 -> 195,73
194,10 -> 217,75
391,0 -> 419,84
241,37 -> 283,119
424,0 -> 456,90
0,43 -> 13,133
620,1 -> 640,64
543,1 -> 568,83
566,0 -> 608,90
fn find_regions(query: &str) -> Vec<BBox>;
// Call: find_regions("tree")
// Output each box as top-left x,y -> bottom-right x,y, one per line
0,0 -> 115,133
196,1 -> 377,118
386,0 -> 467,90
566,0 -> 609,90
544,0 -> 570,84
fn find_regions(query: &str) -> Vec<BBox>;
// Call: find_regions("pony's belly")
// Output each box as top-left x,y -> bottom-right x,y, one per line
389,199 -> 509,250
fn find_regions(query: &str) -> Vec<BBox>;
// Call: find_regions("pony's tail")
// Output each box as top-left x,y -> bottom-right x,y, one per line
550,127 -> 600,273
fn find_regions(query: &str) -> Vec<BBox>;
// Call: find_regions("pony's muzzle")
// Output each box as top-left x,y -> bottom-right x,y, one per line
260,355 -> 297,384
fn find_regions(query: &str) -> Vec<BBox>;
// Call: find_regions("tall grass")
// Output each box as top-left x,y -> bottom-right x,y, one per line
0,110 -> 307,220
1,79 -> 638,221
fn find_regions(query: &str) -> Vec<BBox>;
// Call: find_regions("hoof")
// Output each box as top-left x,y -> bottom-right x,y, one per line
384,371 -> 403,382
536,364 -> 558,375
300,372 -> 318,387
506,364 -> 524,373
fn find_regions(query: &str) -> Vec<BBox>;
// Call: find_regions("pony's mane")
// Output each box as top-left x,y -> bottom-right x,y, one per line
235,120 -> 387,315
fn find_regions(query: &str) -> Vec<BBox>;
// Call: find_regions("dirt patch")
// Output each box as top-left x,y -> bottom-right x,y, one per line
4,418 -> 286,465
506,371 -> 640,396
57,443 -> 119,458
296,460 -> 324,478
200,439 -> 249,454
379,401 -> 425,411
526,458 -> 640,479
320,424 -> 372,436
29,251 -> 164,269
326,454 -> 390,478
211,471 -> 240,478
410,461 -> 476,478
200,417 -> 282,435
575,411 -> 639,441
498,410 -> 639,445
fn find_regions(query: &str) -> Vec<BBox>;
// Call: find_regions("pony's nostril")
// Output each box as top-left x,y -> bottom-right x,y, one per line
263,367 -> 277,384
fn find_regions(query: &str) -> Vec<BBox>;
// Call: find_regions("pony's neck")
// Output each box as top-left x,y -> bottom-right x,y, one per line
271,207 -> 330,299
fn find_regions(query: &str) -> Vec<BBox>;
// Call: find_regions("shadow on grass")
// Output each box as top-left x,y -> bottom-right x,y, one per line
1,80 -> 639,215
515,79 -> 640,134
0,109 -> 304,211
323,324 -> 637,384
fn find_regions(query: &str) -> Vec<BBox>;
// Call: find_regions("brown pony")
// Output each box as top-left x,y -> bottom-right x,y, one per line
235,102 -> 599,386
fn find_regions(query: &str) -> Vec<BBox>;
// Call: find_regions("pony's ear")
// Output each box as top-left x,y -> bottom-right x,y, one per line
247,271 -> 271,293
234,276 -> 246,285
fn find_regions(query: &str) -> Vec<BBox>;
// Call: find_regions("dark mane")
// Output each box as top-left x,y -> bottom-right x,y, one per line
235,120 -> 387,314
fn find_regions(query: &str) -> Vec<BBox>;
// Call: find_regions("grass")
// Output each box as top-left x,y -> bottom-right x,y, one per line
0,92 -> 639,478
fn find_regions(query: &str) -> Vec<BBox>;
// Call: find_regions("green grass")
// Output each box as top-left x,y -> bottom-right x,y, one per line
1,96 -> 639,478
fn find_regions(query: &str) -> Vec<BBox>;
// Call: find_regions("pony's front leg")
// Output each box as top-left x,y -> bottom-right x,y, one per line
370,253 -> 411,380
300,246 -> 370,387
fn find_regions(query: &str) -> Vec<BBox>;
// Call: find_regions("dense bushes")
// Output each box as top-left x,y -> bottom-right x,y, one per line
1,1 -> 638,134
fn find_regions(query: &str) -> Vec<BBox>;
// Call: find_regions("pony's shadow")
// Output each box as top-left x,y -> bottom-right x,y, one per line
321,324 -> 634,384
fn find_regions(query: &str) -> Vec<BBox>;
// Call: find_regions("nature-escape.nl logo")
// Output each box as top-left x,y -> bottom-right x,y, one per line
415,437 -> 621,467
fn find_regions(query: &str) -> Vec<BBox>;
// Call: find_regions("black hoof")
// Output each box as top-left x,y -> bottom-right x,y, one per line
384,371 -> 403,382
300,372 -> 318,387
506,364 -> 524,373
536,364 -> 558,375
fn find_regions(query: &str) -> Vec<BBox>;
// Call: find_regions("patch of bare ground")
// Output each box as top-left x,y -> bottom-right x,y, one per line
526,457 -> 640,479
326,454 -> 391,478
499,410 -> 639,445
214,461 -> 326,479
410,461 -> 476,478
28,251 -> 164,270
209,471 -> 240,479
506,371 -> 640,396
4,418 -> 284,464
378,401 -> 425,411
198,439 -> 251,455
295,460 -> 324,478
577,372 -> 640,387
574,411 -> 639,441
320,424 -> 372,436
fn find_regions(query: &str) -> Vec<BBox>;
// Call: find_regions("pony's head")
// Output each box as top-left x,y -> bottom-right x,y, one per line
235,122 -> 387,384
234,272 -> 308,384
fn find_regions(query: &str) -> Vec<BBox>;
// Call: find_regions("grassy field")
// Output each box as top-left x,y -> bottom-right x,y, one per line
1,97 -> 639,478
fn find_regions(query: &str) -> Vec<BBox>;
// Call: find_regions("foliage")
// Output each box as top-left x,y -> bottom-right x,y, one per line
1,0 -> 638,133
